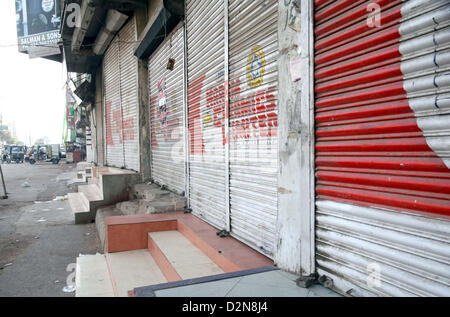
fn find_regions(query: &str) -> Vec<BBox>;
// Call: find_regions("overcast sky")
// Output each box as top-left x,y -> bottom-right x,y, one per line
0,0 -> 65,145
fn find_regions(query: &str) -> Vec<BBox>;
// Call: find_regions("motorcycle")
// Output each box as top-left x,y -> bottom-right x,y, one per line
1,153 -> 11,164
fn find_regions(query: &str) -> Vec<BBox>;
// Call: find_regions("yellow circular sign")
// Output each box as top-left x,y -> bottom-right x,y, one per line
246,45 -> 266,88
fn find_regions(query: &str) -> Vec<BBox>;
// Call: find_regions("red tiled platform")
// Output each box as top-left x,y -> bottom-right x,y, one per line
104,212 -> 273,272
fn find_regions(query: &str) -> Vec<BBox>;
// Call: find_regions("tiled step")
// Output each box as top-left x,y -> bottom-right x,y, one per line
68,192 -> 91,224
148,231 -> 224,280
107,250 -> 167,297
95,206 -> 122,250
75,254 -> 114,297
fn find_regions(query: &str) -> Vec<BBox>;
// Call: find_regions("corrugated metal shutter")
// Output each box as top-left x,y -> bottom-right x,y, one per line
149,24 -> 185,194
314,0 -> 450,296
228,0 -> 279,257
103,36 -> 124,168
118,17 -> 140,172
186,0 -> 228,229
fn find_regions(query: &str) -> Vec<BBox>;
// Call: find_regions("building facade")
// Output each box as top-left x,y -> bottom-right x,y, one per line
61,0 -> 450,296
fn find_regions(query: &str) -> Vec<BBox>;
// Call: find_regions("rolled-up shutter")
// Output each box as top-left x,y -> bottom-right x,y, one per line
104,36 -> 123,168
118,17 -> 140,172
228,0 -> 279,257
149,24 -> 185,194
314,0 -> 450,296
186,0 -> 227,229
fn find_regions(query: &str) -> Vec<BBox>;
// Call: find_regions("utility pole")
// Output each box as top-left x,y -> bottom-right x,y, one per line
0,164 -> 7,199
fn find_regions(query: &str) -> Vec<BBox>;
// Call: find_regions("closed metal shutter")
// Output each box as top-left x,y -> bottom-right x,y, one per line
314,0 -> 450,296
103,36 -> 123,168
118,17 -> 140,172
186,0 -> 228,229
149,24 -> 185,194
228,0 -> 279,257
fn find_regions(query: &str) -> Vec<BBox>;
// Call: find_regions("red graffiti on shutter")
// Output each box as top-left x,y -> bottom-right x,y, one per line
230,85 -> 277,140
188,75 -> 206,154
113,109 -> 123,144
122,118 -> 135,141
150,96 -> 158,149
106,101 -> 114,146
206,82 -> 226,146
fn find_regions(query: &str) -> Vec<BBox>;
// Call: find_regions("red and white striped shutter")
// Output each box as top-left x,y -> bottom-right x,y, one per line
314,0 -> 450,296
149,24 -> 185,194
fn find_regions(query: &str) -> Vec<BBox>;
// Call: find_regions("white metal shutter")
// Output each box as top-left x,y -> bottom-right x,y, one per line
314,0 -> 450,296
118,17 -> 140,172
186,0 -> 228,229
149,24 -> 185,194
228,0 -> 279,257
103,36 -> 124,168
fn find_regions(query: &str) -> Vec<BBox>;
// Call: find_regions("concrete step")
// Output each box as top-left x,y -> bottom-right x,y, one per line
88,176 -> 99,186
78,184 -> 103,203
76,162 -> 93,172
130,183 -> 170,201
107,250 -> 167,297
148,231 -> 224,280
116,196 -> 186,215
68,192 -> 91,224
75,254 -> 114,297
140,197 -> 186,213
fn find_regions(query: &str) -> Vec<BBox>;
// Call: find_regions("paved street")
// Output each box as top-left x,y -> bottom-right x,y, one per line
0,161 -> 101,296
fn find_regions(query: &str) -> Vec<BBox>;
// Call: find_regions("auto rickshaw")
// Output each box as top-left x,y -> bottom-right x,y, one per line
10,145 -> 25,163
24,146 -> 33,162
29,144 -> 60,165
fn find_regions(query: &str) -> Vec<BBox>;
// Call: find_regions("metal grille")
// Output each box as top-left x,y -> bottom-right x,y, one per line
186,0 -> 227,229
103,17 -> 139,171
149,24 -> 185,194
118,17 -> 140,172
103,36 -> 123,168
228,0 -> 279,257
314,0 -> 450,296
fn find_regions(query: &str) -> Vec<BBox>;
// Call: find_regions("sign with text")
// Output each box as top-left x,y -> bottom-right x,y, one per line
15,0 -> 61,56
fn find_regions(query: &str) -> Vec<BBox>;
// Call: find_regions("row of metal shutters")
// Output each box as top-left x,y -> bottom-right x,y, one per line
314,0 -> 450,296
103,17 -> 140,171
183,0 -> 279,257
149,24 -> 186,194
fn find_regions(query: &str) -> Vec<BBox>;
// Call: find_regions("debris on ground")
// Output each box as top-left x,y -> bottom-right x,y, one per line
21,182 -> 31,188
53,196 -> 68,201
62,285 -> 76,293
1,263 -> 13,269
37,218 -> 47,223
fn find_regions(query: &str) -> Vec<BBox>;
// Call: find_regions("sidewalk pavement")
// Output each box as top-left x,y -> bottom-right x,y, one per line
135,268 -> 342,297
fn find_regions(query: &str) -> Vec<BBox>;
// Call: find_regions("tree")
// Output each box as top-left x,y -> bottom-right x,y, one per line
0,130 -> 16,144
